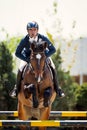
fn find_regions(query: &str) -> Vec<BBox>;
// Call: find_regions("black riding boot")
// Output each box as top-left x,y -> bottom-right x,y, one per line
10,70 -> 22,98
50,66 -> 65,97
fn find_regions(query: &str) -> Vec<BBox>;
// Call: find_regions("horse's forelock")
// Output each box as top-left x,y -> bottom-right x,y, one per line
31,41 -> 47,54
36,42 -> 45,52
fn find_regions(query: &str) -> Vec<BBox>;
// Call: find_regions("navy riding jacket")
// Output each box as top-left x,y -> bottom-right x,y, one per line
15,33 -> 56,63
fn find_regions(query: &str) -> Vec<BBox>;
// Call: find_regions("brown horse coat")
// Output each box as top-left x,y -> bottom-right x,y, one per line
18,41 -> 56,130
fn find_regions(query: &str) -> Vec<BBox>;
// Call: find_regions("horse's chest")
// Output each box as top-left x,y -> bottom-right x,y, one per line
24,72 -> 36,83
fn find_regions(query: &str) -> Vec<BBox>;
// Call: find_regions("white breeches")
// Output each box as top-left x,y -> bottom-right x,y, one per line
19,60 -> 27,72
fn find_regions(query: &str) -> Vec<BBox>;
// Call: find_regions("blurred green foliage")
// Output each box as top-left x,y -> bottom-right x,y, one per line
0,42 -> 17,111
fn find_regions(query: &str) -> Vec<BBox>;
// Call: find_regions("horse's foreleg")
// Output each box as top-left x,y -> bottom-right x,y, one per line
18,101 -> 26,120
43,87 -> 52,107
29,84 -> 39,108
18,101 -> 27,130
39,107 -> 51,130
39,127 -> 46,130
24,84 -> 39,108
41,107 -> 51,120
40,87 -> 52,130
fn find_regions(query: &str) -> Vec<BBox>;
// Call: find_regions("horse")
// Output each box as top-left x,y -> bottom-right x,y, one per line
18,41 -> 56,130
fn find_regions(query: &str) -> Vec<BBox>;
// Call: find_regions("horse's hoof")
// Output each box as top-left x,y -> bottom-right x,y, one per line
33,100 -> 39,108
43,100 -> 50,107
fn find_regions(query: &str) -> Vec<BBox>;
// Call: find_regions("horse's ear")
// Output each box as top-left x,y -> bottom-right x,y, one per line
43,41 -> 48,49
30,42 -> 36,51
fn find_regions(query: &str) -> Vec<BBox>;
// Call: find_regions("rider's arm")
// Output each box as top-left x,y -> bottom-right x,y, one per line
15,38 -> 30,63
42,36 -> 56,57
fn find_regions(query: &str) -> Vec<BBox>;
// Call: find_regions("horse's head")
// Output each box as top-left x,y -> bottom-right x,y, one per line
30,41 -> 48,83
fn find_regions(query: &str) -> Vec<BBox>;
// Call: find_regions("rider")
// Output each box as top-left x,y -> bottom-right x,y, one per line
10,21 -> 65,98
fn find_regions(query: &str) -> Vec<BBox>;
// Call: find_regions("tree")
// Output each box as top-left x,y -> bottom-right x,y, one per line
75,83 -> 87,110
0,42 -> 17,111
51,49 -> 78,111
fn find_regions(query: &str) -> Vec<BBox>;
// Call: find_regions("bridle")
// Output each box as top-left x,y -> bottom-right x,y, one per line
29,51 -> 46,83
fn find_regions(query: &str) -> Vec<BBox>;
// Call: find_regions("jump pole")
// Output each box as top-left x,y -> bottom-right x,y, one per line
0,111 -> 87,117
0,120 -> 87,127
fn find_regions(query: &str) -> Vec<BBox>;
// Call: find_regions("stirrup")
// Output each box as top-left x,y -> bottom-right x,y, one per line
57,87 -> 65,98
59,92 -> 65,97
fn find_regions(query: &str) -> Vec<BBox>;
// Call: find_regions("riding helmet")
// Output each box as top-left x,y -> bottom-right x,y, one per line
27,21 -> 39,30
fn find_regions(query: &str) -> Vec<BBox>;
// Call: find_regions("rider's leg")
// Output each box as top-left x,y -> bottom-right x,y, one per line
47,58 -> 65,97
10,69 -> 22,98
10,60 -> 27,98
